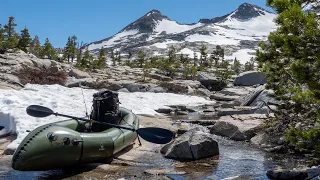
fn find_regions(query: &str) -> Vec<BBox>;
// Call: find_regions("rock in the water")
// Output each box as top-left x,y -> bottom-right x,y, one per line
307,166 -> 320,180
266,166 -> 308,180
209,115 -> 263,141
234,71 -> 267,86
250,132 -> 284,149
68,69 -> 91,79
144,169 -> 186,175
161,129 -> 219,161
148,86 -> 166,93
221,175 -> 255,180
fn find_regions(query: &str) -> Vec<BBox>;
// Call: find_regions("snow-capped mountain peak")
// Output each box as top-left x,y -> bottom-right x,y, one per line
230,3 -> 272,20
120,9 -> 170,33
86,3 -> 278,64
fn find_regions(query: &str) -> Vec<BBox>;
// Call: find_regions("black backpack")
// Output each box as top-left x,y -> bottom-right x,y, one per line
90,90 -> 121,131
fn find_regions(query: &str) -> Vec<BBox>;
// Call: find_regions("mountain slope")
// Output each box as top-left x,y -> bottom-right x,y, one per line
86,3 -> 278,64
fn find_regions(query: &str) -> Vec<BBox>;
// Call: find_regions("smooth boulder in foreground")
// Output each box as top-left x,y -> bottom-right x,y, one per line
161,128 -> 219,161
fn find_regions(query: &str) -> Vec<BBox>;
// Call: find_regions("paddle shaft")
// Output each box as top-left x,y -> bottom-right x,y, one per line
54,112 -> 136,131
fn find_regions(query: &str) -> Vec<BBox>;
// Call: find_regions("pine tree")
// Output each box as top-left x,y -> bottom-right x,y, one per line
215,60 -> 232,85
17,27 -> 32,52
257,0 -> 320,154
137,49 -> 146,68
64,37 -> 72,62
232,57 -> 241,74
213,45 -> 225,67
244,57 -> 255,71
77,47 -> 93,69
128,51 -> 132,59
41,38 -> 56,60
3,16 -> 19,50
30,35 -> 41,56
94,47 -> 106,69
0,25 -> 4,51
162,46 -> 178,78
110,49 -> 116,66
193,52 -> 198,66
209,51 -> 216,68
76,41 -> 85,64
142,60 -> 152,82
179,53 -> 187,64
117,51 -> 121,65
200,45 -> 208,66
70,35 -> 77,62
4,16 -> 17,38
182,56 -> 192,79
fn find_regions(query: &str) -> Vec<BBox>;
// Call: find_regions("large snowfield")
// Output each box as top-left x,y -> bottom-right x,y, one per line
0,84 -> 214,150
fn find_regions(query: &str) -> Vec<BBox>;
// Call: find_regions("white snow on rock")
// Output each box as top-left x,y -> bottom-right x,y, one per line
88,29 -> 140,50
0,84 -> 214,150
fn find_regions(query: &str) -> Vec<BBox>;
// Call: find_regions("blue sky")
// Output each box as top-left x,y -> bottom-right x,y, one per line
0,0 -> 273,48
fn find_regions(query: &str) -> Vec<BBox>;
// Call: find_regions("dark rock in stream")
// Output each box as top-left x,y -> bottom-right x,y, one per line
266,166 -> 308,180
161,128 -> 219,161
267,165 -> 320,180
210,175 -> 255,180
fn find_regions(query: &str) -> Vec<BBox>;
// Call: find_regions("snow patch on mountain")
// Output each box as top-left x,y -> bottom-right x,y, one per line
176,48 -> 201,58
88,29 -> 140,50
152,40 -> 181,49
185,33 -> 240,45
154,19 -> 202,35
219,11 -> 277,37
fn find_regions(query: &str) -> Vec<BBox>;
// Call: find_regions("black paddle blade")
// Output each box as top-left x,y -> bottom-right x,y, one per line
137,127 -> 175,144
26,105 -> 54,118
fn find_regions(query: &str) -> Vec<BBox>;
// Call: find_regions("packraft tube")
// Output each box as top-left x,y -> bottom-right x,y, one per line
12,107 -> 139,171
